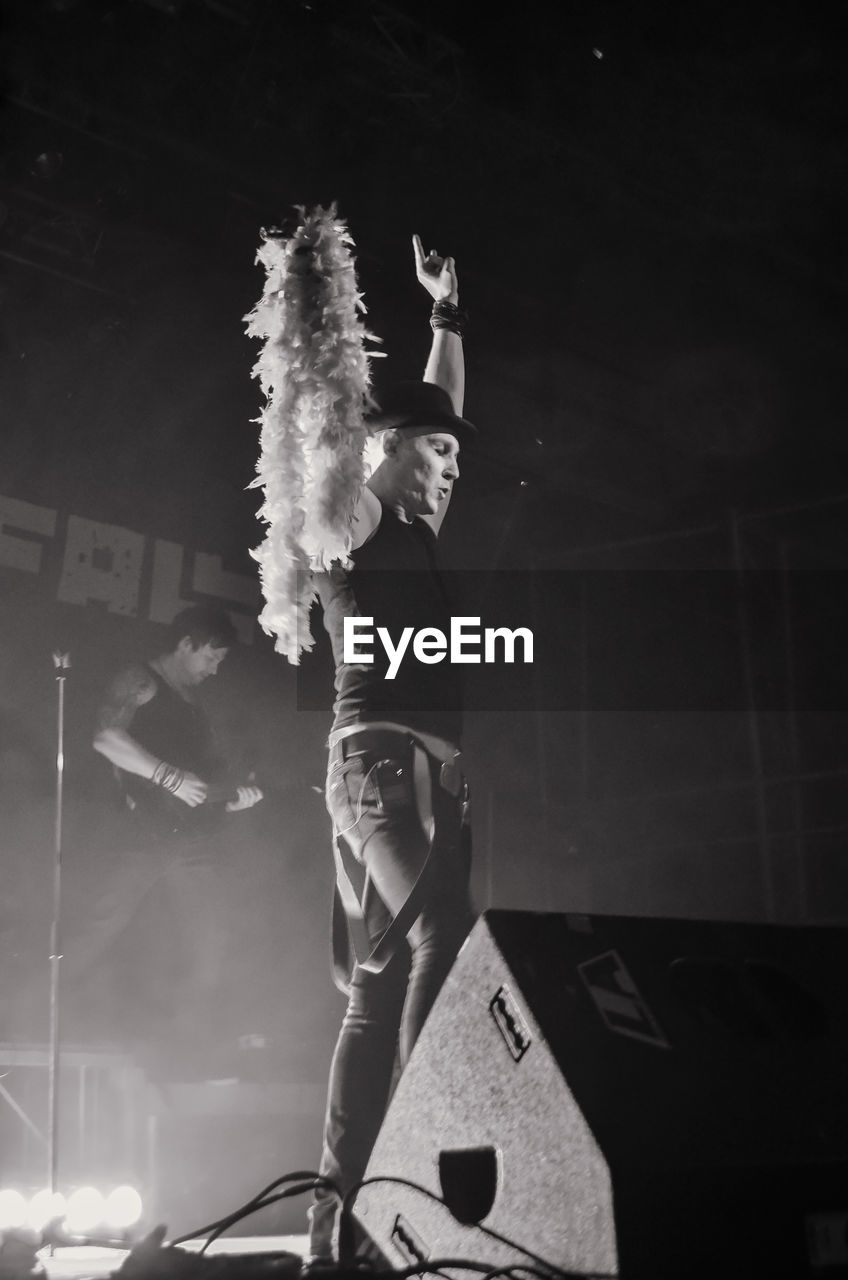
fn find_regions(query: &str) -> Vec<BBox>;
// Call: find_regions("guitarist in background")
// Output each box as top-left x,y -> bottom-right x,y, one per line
69,605 -> 262,1074
93,604 -> 261,827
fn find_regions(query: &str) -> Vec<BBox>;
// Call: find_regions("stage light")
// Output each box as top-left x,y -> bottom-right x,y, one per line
2,1184 -> 144,1239
104,1185 -> 143,1229
0,1189 -> 28,1229
66,1186 -> 105,1233
27,1189 -> 66,1231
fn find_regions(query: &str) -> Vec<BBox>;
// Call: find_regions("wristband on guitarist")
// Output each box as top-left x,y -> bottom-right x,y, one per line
151,760 -> 185,795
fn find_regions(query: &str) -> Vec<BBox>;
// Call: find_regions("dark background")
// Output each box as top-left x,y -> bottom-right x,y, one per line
2,0 -> 847,1230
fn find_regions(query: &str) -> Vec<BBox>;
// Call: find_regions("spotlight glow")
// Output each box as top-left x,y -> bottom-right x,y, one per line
104,1185 -> 143,1229
27,1188 -> 66,1231
0,1188 -> 28,1229
66,1186 -> 105,1233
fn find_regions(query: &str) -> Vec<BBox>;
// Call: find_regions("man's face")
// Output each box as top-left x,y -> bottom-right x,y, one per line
177,639 -> 229,685
387,428 -> 460,517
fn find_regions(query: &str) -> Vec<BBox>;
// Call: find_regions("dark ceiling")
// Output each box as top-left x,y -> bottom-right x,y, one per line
1,0 -> 847,568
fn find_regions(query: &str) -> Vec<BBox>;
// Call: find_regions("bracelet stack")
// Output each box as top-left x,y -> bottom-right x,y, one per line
152,759 -> 185,794
430,299 -> 467,339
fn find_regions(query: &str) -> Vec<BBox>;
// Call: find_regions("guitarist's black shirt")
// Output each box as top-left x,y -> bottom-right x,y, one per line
120,666 -> 225,843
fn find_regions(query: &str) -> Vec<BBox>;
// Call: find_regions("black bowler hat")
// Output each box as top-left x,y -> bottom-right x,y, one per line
367,380 -> 477,446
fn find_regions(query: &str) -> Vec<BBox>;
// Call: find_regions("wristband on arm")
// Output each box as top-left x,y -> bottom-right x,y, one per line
151,760 -> 185,794
430,299 -> 467,338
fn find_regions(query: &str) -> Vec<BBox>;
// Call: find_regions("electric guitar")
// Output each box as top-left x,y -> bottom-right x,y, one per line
120,772 -> 260,840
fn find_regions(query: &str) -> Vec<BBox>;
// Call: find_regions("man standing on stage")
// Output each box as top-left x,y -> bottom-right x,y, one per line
308,236 -> 477,1259
72,604 -> 262,1071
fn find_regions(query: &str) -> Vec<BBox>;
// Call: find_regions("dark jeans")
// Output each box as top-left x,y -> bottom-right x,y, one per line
308,731 -> 474,1259
63,839 -> 227,1004
62,833 -> 229,1060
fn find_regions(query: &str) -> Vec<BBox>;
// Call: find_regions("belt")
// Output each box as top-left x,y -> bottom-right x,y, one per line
328,720 -> 464,797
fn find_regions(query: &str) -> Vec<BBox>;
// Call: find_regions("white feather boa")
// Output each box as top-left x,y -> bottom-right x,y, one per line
245,205 -> 380,662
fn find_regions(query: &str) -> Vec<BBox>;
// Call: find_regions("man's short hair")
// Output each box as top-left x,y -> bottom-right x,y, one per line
164,605 -> 237,653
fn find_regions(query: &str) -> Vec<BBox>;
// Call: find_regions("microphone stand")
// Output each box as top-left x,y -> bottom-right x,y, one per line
48,650 -> 71,1200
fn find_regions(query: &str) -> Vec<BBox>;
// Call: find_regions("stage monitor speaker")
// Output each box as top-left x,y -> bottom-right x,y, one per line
353,909 -> 848,1279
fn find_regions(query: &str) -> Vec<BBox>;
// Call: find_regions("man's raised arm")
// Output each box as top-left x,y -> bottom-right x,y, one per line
413,233 -> 466,535
413,233 -> 465,415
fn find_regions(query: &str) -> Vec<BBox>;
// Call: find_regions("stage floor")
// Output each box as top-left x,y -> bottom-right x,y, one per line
42,1236 -> 310,1280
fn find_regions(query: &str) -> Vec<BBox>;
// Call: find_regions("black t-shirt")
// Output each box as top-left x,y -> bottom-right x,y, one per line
120,666 -> 224,840
315,504 -> 463,743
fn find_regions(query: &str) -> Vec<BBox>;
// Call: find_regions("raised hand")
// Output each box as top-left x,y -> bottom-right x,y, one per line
412,233 -> 458,304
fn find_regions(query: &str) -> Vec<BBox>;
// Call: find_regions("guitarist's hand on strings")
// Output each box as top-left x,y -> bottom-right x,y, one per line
225,783 -> 263,813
